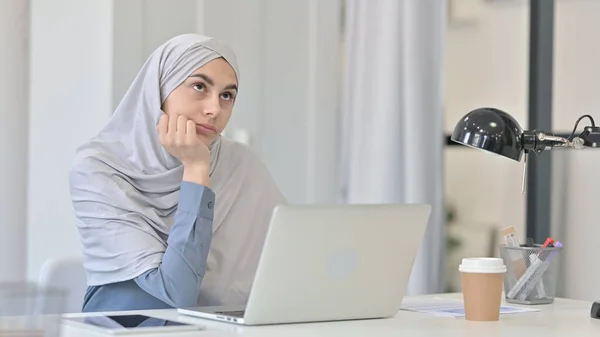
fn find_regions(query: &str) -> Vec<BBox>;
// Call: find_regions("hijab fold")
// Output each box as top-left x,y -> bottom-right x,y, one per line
69,34 -> 285,306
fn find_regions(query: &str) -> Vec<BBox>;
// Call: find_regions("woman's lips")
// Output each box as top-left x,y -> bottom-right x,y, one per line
196,124 -> 217,134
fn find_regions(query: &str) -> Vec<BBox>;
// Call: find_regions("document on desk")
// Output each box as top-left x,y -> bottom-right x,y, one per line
399,298 -> 540,318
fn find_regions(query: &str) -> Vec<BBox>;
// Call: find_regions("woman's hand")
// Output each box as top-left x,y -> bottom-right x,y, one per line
157,114 -> 210,185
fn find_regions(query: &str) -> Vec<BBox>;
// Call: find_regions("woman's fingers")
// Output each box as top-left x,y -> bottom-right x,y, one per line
186,120 -> 197,141
168,113 -> 178,136
177,115 -> 187,133
158,114 -> 201,152
156,113 -> 209,168
176,115 -> 188,144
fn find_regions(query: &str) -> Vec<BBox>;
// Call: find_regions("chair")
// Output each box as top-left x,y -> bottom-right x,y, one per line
38,256 -> 87,313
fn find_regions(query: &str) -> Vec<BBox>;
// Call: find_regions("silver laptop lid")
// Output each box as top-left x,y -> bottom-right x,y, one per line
243,203 -> 432,325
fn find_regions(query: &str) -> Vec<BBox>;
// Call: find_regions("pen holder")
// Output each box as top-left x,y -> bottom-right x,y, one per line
498,244 -> 563,305
0,282 -> 67,336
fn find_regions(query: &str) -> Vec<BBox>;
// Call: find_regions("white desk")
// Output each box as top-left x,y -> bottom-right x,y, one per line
60,293 -> 600,337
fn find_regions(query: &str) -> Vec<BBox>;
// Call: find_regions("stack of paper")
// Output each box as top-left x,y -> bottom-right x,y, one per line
399,298 -> 540,318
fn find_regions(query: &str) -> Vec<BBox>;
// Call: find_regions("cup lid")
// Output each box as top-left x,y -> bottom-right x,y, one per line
458,257 -> 506,273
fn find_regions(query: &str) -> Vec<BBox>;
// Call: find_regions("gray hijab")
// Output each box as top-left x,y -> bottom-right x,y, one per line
69,34 -> 285,306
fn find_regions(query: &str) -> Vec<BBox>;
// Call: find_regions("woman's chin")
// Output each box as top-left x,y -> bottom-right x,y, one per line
197,134 -> 216,146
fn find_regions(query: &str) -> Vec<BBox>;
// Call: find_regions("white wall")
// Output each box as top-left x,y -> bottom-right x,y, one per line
0,0 -> 29,282
27,0 -> 114,280
444,0 -> 529,243
553,0 -> 600,301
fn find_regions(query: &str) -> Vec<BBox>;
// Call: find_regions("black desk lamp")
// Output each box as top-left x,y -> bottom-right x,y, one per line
450,107 -> 600,318
451,107 -> 600,160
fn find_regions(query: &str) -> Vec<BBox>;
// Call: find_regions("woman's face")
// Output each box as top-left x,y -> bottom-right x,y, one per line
162,57 -> 238,145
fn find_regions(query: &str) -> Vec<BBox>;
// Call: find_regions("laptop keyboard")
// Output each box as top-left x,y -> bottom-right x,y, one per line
215,310 -> 245,318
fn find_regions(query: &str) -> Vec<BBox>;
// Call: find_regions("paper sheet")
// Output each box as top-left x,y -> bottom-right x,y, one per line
400,298 -> 540,318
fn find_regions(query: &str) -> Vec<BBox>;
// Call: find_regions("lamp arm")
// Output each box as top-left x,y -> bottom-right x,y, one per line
523,125 -> 600,153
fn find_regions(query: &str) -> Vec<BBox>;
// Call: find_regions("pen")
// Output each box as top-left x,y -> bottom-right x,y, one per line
526,238 -> 535,247
506,254 -> 542,299
537,237 -> 555,260
528,254 -> 546,299
516,241 -> 563,301
541,237 -> 554,248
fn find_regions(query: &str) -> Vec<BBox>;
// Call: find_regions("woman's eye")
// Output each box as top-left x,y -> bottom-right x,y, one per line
193,83 -> 205,92
221,92 -> 234,101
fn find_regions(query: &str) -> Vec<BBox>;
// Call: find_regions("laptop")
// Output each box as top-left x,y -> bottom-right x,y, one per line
177,203 -> 432,326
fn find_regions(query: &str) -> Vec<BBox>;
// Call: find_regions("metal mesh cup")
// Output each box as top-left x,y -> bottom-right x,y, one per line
0,282 -> 67,337
498,244 -> 563,305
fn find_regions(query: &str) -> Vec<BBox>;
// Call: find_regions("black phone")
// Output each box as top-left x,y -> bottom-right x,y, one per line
591,301 -> 600,319
63,314 -> 203,335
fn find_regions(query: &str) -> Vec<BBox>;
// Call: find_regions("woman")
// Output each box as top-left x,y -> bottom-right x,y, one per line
69,34 -> 285,312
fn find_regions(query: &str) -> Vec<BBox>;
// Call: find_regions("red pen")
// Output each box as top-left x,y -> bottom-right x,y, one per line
541,237 -> 554,248
537,237 -> 555,260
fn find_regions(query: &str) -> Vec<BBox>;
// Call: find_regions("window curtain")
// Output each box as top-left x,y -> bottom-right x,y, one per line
338,0 -> 447,295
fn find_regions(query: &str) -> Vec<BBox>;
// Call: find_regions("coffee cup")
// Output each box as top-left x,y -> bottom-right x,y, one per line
459,257 -> 507,321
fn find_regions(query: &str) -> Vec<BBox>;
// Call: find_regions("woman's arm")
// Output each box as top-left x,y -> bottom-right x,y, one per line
133,180 -> 214,308
133,115 -> 214,307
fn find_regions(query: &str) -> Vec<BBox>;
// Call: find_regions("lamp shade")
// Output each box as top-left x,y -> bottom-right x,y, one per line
451,107 -> 525,161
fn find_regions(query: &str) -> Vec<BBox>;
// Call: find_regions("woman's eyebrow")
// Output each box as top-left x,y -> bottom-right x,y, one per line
188,73 -> 214,86
188,73 -> 237,91
224,84 -> 238,91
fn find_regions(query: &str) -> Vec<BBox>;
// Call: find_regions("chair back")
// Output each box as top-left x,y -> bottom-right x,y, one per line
38,256 -> 87,313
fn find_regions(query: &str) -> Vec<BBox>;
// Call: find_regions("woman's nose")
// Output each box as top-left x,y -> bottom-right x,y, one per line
202,95 -> 221,116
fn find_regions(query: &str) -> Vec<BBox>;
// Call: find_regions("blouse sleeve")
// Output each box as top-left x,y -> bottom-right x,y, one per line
133,181 -> 214,308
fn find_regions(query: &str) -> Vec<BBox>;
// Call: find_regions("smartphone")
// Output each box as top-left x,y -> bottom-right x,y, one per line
62,314 -> 203,335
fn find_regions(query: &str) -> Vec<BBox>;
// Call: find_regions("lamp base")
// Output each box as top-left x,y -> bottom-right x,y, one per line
591,301 -> 600,319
